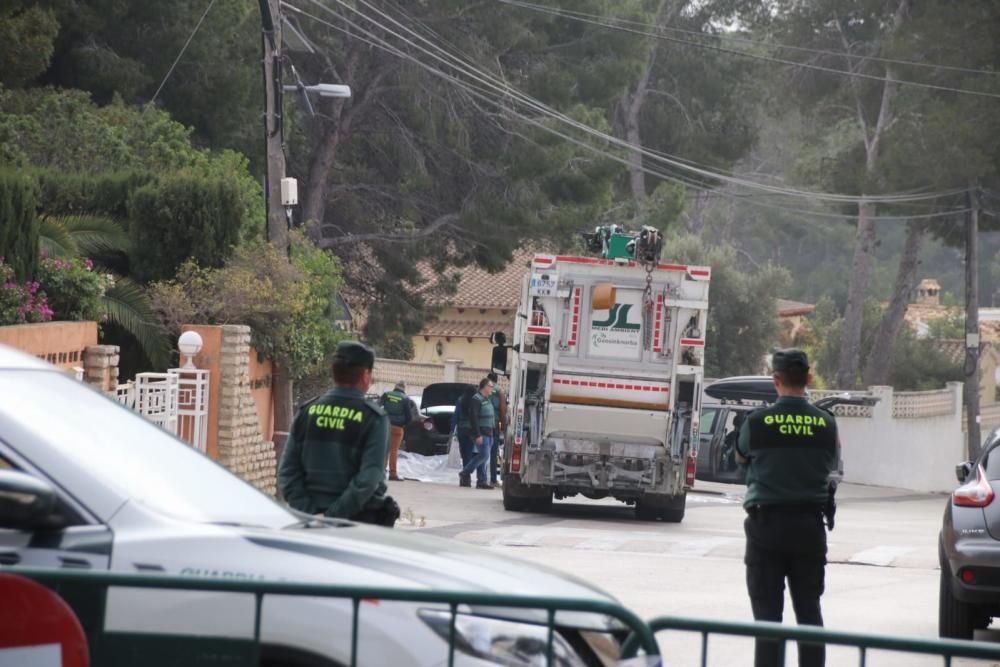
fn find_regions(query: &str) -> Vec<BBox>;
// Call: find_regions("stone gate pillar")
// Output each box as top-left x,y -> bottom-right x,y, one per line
182,324 -> 277,496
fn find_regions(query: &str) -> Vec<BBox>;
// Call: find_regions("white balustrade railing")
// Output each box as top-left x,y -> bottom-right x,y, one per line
105,368 -> 210,453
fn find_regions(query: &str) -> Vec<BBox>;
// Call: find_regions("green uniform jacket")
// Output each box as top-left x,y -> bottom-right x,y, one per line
736,395 -> 838,508
278,387 -> 389,518
469,392 -> 495,438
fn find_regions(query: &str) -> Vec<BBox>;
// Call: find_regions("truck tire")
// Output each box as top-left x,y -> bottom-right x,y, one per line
939,567 -> 982,639
503,483 -> 531,512
502,474 -> 552,513
635,493 -> 685,523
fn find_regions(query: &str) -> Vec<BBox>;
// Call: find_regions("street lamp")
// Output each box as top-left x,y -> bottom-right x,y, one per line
284,83 -> 352,98
283,81 -> 351,117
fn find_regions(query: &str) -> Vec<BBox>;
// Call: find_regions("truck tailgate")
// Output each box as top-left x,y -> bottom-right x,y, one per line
544,402 -> 669,448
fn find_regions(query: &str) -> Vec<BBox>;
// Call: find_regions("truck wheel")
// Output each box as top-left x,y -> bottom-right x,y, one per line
503,483 -> 530,512
635,494 -> 685,523
502,474 -> 552,513
939,567 -> 981,639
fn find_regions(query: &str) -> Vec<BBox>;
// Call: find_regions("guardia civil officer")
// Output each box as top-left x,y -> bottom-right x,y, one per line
379,380 -> 412,481
736,349 -> 838,667
277,341 -> 400,527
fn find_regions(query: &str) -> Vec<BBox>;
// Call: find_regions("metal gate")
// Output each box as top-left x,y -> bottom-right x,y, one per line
109,368 -> 209,452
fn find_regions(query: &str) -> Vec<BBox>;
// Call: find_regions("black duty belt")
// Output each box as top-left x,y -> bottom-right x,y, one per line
746,503 -> 824,516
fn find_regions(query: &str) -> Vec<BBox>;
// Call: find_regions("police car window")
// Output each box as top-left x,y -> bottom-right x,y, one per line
0,454 -> 12,470
0,371 -> 295,527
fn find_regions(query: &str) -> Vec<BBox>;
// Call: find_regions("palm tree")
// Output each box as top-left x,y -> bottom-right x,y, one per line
38,214 -> 170,367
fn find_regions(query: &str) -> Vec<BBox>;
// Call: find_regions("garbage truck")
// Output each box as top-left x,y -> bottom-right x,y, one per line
491,226 -> 711,521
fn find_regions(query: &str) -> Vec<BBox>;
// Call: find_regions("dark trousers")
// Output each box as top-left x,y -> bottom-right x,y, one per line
744,508 -> 827,667
458,431 -> 474,468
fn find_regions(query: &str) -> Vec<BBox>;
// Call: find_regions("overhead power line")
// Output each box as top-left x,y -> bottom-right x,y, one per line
498,0 -> 1000,79
496,0 -> 1000,101
281,1 -> 971,222
290,0 -> 968,206
148,0 -> 219,108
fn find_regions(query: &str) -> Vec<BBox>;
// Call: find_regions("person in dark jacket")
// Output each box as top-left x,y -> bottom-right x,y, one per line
379,380 -> 411,481
736,349 -> 839,667
277,341 -> 399,527
452,385 -> 477,471
458,378 -> 494,489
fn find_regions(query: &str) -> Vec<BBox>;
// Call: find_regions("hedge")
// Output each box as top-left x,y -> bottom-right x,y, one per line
0,171 -> 39,281
128,171 -> 244,282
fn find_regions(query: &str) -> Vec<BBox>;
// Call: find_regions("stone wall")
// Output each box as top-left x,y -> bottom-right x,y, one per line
214,325 -> 277,496
83,344 -> 120,392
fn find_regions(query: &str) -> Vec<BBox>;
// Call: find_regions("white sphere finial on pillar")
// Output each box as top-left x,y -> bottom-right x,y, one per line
178,331 -> 204,370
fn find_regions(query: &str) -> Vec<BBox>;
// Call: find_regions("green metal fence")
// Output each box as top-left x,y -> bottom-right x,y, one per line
621,615 -> 1000,666
11,566 -> 1000,666
9,566 -> 658,667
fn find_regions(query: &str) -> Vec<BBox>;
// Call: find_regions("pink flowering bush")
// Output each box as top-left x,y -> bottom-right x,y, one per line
0,261 -> 53,324
35,256 -> 110,322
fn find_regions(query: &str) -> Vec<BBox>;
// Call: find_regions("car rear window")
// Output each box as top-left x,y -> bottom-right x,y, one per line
984,440 -> 1000,480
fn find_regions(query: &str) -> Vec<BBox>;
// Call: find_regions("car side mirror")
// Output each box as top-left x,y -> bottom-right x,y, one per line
0,470 -> 58,530
956,461 -> 973,483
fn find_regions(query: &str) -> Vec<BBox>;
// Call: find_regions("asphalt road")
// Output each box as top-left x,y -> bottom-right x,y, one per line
389,476 -> 1000,666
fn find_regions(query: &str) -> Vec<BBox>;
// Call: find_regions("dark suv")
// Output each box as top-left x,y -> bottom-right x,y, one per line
939,428 -> 1000,639
696,376 -> 872,484
403,382 -> 474,456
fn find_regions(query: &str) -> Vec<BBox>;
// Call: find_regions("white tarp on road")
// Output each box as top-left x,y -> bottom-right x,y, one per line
396,436 -> 463,483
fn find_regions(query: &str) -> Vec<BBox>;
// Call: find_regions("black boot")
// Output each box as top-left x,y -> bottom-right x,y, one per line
459,472 -> 471,487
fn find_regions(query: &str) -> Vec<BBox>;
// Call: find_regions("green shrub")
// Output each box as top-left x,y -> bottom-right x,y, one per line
128,171 -> 244,282
149,232 -> 343,380
0,170 -> 39,281
35,256 -> 109,321
35,169 -> 152,220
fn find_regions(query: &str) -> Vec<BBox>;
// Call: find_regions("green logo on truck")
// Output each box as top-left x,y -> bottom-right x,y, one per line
592,304 -> 641,331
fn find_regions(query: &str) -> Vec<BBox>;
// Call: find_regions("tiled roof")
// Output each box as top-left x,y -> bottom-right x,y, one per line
930,338 -> 998,364
903,303 -> 958,323
421,319 -> 513,339
776,299 -> 815,317
421,247 -> 544,309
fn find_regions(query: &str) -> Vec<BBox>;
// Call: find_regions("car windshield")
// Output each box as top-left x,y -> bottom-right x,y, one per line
0,370 -> 295,527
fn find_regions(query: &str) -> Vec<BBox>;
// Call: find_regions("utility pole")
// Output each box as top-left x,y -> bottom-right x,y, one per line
259,0 -> 288,251
259,0 -> 293,458
965,185 -> 982,459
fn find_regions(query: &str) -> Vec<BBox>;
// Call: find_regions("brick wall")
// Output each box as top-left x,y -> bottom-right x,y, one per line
214,325 -> 277,496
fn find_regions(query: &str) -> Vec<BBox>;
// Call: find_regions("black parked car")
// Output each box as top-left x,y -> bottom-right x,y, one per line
403,382 -> 475,456
696,376 -> 872,484
939,428 -> 1000,639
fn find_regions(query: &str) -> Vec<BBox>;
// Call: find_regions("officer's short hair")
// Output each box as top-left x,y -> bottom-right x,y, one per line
333,363 -> 367,386
772,348 -> 810,388
479,378 -> 492,390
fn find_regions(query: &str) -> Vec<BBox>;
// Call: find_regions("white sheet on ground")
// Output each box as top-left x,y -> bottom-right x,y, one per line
397,436 -> 462,483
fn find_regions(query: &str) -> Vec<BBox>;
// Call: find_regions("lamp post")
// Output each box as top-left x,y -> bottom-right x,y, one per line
258,1 -> 352,457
